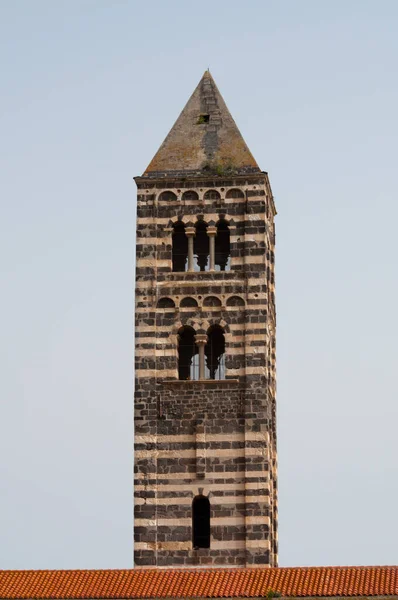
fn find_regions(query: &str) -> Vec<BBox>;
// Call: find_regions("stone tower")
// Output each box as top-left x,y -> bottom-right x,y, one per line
134,71 -> 277,569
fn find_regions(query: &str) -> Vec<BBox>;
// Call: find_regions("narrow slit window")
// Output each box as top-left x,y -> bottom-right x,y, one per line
192,495 -> 210,548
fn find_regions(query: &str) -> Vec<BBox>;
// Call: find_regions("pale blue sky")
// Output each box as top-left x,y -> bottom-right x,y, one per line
1,0 -> 398,569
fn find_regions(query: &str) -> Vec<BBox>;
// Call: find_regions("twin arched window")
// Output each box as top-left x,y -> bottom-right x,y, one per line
172,219 -> 230,272
178,325 -> 225,381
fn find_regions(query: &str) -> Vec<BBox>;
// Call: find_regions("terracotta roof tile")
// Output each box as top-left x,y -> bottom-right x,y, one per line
1,567 -> 398,599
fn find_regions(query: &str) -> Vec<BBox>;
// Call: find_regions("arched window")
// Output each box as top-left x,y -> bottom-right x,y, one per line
204,189 -> 220,200
226,296 -> 245,307
159,191 -> 177,201
182,190 -> 199,201
205,326 -> 225,380
178,326 -> 198,380
194,221 -> 209,272
192,495 -> 210,549
215,219 -> 230,271
203,296 -> 222,308
226,188 -> 244,199
180,297 -> 198,308
172,222 -> 188,272
157,297 -> 175,308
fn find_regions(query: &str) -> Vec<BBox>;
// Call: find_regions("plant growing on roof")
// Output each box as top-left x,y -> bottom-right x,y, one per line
266,590 -> 282,599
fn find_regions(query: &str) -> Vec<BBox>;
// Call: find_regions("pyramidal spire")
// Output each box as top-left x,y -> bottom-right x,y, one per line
143,71 -> 260,177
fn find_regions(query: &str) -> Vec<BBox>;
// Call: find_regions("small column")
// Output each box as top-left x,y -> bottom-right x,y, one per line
195,332 -> 208,380
185,226 -> 196,272
207,226 -> 217,271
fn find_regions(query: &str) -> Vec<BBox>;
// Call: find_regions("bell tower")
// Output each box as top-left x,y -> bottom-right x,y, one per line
134,71 -> 277,568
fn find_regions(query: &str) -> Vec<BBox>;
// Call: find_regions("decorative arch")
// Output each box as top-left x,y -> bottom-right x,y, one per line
203,296 -> 222,308
159,190 -> 177,202
192,495 -> 210,549
172,221 -> 188,272
182,190 -> 199,201
172,318 -> 198,335
226,188 -> 244,199
226,296 -> 245,307
157,297 -> 175,309
205,317 -> 230,334
204,189 -> 221,200
172,317 -> 229,335
180,297 -> 198,308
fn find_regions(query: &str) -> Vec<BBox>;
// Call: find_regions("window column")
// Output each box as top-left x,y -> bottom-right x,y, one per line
185,226 -> 195,272
194,332 -> 208,380
207,225 -> 217,271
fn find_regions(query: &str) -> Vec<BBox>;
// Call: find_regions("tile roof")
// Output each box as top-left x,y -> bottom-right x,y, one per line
0,566 -> 398,599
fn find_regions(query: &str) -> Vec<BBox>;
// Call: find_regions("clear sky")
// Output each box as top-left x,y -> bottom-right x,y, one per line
1,0 -> 398,570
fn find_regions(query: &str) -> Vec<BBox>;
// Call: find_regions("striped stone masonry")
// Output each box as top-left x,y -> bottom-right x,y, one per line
133,173 -> 277,569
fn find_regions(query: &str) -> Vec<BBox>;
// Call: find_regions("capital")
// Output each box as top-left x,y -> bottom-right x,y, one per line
185,226 -> 196,237
194,333 -> 208,346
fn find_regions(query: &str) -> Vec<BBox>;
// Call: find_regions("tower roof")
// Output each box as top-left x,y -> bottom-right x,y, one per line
143,71 -> 260,177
